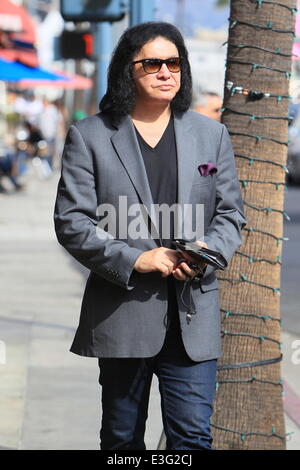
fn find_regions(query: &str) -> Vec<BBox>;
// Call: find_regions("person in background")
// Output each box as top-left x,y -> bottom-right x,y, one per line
14,90 -> 44,126
24,121 -> 44,157
5,91 -> 20,133
192,90 -> 223,122
53,99 -> 69,170
0,135 -> 24,192
37,97 -> 59,170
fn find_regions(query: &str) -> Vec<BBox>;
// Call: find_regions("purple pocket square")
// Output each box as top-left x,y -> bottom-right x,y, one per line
198,162 -> 218,176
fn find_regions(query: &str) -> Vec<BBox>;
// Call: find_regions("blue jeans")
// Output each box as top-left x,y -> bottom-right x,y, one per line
98,310 -> 217,450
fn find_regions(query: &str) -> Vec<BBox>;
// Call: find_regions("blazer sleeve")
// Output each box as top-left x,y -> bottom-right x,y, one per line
201,124 -> 247,278
53,124 -> 143,290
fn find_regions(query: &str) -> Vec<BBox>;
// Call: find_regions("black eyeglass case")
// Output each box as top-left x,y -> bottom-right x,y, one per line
172,239 -> 228,270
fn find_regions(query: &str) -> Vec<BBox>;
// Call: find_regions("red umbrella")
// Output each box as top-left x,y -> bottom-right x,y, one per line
0,0 -> 38,67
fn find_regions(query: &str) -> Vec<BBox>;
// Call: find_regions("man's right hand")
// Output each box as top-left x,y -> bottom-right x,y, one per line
133,247 -> 179,278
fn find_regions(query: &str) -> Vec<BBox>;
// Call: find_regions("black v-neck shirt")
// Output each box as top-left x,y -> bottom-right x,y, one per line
134,115 -> 178,249
134,115 -> 179,328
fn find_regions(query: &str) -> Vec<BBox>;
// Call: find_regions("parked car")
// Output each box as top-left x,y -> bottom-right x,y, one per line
288,103 -> 300,184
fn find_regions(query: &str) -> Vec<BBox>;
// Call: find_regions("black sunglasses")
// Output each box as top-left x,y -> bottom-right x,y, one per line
131,57 -> 183,74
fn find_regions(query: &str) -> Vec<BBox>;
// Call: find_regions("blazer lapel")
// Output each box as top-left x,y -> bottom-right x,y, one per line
173,111 -> 197,238
111,112 -> 200,245
111,115 -> 162,244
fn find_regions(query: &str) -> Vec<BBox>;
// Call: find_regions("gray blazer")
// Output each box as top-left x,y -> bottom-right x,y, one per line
54,110 -> 246,361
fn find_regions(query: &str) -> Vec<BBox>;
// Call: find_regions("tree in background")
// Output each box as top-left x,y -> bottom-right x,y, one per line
211,0 -> 296,449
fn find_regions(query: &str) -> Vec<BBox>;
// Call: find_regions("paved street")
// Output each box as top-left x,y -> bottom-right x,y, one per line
0,165 -> 299,450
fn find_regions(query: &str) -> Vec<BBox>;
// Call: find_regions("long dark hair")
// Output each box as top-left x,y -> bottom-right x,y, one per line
99,22 -> 192,125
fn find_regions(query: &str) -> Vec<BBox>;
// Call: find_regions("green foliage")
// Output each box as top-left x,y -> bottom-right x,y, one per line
216,0 -> 229,7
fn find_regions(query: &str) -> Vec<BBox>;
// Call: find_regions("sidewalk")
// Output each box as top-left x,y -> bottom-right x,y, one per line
0,168 -> 299,450
0,168 -> 162,450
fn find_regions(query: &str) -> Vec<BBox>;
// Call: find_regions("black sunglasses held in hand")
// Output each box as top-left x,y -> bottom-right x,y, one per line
131,57 -> 183,74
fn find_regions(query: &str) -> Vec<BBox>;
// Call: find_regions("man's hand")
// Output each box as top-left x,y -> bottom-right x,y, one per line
172,241 -> 208,281
133,247 -> 180,278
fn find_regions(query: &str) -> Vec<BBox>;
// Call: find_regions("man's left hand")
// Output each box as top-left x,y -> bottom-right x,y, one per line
172,241 -> 208,281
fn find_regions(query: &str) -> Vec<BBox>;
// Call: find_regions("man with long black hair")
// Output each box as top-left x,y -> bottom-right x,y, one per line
54,22 -> 246,450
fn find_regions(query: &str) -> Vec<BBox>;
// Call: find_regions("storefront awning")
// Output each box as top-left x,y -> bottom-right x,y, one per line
18,69 -> 93,90
0,0 -> 38,67
0,57 -> 69,82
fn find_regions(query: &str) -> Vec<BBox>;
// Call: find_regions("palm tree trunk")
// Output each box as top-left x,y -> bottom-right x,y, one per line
211,0 -> 296,449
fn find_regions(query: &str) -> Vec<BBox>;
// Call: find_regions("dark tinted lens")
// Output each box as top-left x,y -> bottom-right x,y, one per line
165,58 -> 181,72
143,59 -> 162,73
142,58 -> 182,73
